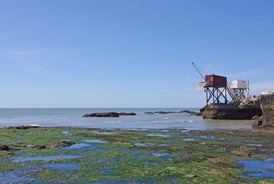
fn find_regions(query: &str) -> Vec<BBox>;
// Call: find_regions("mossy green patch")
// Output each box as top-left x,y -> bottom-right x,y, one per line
0,127 -> 274,183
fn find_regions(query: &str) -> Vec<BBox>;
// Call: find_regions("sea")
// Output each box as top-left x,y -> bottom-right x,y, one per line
0,108 -> 252,130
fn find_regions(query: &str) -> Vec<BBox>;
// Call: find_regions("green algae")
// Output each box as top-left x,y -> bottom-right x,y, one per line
0,127 -> 274,183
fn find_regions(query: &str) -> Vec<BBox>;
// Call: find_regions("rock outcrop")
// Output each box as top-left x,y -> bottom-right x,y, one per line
253,92 -> 274,130
201,97 -> 262,120
83,112 -> 136,118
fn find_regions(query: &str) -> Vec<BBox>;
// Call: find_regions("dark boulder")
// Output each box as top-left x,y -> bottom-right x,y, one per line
0,145 -> 10,151
95,112 -> 119,117
83,112 -> 137,117
82,113 -> 96,117
119,112 -> 137,116
83,112 -> 120,117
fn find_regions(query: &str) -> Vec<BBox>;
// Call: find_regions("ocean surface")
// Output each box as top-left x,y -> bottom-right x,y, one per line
0,108 -> 253,130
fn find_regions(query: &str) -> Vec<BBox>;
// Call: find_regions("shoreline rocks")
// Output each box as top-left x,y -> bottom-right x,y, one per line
201,104 -> 262,120
200,91 -> 274,130
83,112 -> 136,118
253,92 -> 274,130
201,96 -> 262,120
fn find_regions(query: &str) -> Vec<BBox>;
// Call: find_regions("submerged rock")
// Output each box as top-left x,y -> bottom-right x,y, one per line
180,110 -> 202,116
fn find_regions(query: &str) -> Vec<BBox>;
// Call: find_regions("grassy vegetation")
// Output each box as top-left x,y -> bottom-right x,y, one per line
0,127 -> 274,183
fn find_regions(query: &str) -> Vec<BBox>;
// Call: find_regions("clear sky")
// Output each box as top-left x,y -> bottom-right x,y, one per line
0,0 -> 274,108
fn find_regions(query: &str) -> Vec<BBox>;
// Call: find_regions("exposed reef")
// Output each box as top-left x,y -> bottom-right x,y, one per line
145,110 -> 201,116
83,112 -> 136,118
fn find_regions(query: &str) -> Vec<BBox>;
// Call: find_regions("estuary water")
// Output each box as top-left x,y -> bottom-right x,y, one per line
0,108 -> 252,130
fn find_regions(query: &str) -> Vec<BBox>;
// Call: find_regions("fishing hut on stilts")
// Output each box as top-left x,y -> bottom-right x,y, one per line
192,62 -> 250,106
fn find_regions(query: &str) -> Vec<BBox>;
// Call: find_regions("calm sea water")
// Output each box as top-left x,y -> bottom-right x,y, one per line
0,108 -> 252,130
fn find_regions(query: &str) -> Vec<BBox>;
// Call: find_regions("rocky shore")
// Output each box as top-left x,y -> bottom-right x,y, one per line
253,92 -> 274,130
201,92 -> 274,130
201,96 -> 262,120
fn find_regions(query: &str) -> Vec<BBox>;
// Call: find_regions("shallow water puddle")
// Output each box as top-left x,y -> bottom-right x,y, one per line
134,143 -> 148,147
42,163 -> 80,171
97,169 -> 119,176
246,143 -> 263,147
153,152 -> 169,157
62,131 -> 72,136
61,143 -> 103,151
134,143 -> 155,147
83,139 -> 108,144
0,171 -> 33,183
144,161 -> 161,165
236,158 -> 274,178
11,155 -> 83,163
183,138 -> 196,141
152,152 -> 172,161
147,133 -> 171,138
91,131 -> 116,135
181,130 -> 190,134
199,135 -> 225,141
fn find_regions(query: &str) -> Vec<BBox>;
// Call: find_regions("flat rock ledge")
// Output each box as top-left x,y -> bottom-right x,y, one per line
201,104 -> 262,120
83,112 -> 136,118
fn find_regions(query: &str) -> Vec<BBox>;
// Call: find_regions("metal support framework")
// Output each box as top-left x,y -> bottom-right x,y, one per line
229,88 -> 250,100
205,87 -> 229,105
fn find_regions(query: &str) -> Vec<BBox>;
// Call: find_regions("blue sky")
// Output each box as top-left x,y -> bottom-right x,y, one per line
0,0 -> 274,108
